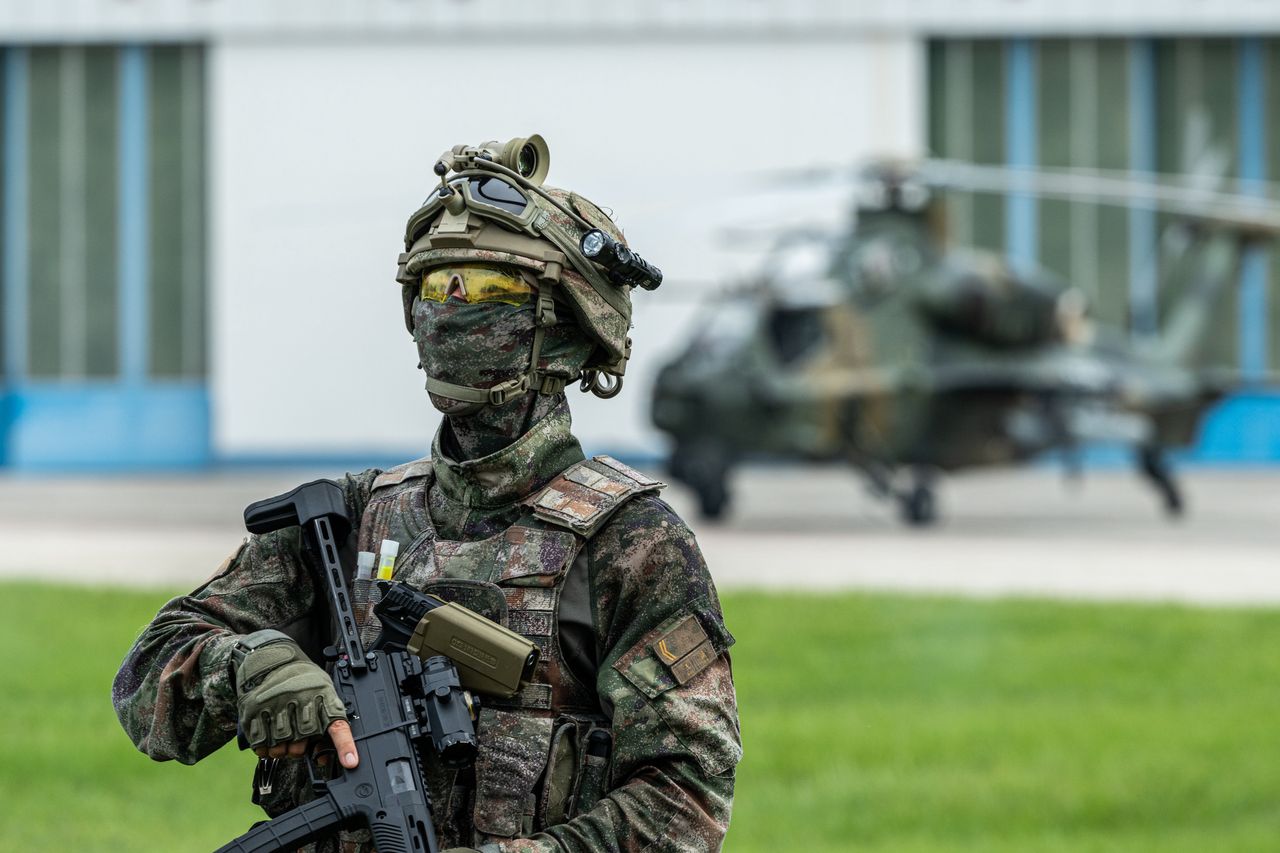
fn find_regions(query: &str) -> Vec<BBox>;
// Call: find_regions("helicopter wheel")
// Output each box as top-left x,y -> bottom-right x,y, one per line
899,483 -> 937,527
694,479 -> 730,520
1137,446 -> 1184,518
671,440 -> 733,521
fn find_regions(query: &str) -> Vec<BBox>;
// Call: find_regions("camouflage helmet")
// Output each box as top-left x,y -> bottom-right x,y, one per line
395,135 -> 662,403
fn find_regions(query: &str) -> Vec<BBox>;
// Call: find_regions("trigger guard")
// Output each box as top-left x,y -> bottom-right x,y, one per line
306,746 -> 337,794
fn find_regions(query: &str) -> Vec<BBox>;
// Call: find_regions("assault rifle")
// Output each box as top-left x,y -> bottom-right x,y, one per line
215,479 -> 538,853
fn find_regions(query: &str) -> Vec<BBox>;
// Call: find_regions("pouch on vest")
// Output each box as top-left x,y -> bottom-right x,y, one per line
540,720 -> 580,828
472,708 -> 555,840
572,725 -> 613,819
415,578 -> 509,626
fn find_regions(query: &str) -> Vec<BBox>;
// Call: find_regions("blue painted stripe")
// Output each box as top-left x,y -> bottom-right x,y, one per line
1127,39 -> 1158,336
1238,38 -> 1268,378
6,381 -> 210,470
3,48 -> 29,383
118,46 -> 149,385
1004,38 -> 1038,269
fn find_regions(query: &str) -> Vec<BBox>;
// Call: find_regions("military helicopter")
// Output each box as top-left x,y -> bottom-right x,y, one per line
650,159 -> 1280,525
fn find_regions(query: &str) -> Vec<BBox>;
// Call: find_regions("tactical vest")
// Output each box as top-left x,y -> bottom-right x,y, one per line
352,454 -> 664,848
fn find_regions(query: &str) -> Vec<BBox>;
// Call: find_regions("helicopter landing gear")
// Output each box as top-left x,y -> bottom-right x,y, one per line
899,483 -> 937,526
670,440 -> 733,521
1137,446 -> 1184,517
898,468 -> 938,527
856,462 -> 940,526
693,476 -> 730,520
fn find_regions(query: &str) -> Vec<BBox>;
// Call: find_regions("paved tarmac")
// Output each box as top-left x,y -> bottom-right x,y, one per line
0,465 -> 1276,606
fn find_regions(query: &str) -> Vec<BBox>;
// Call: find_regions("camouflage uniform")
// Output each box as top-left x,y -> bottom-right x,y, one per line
112,403 -> 741,851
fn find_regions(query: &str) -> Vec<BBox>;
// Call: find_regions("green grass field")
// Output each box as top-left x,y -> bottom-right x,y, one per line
3,582 -> 1278,852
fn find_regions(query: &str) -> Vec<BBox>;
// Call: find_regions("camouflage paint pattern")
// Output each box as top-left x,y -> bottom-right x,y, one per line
113,408 -> 740,852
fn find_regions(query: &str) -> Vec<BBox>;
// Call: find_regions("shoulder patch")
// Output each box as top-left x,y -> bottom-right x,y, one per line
653,613 -> 716,686
525,456 -> 665,537
371,456 -> 433,491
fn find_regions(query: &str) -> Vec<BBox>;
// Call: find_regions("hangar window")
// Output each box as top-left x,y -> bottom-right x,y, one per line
3,43 -> 206,383
1,44 -> 208,467
928,35 -> 1280,374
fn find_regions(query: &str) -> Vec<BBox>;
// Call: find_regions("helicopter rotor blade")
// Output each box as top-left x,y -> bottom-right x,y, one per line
750,157 -> 1280,239
919,159 -> 1280,238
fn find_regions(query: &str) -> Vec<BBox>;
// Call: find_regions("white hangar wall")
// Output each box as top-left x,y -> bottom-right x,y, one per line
210,35 -> 924,459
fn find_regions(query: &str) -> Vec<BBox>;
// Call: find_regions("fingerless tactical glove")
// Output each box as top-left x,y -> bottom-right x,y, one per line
233,629 -> 347,749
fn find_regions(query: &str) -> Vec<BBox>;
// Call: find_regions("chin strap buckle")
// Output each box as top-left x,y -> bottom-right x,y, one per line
486,375 -> 530,406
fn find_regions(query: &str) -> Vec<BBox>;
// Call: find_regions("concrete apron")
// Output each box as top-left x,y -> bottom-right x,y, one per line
0,467 -> 1277,606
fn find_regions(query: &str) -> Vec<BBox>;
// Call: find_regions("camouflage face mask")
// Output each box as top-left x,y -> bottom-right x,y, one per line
413,297 -> 535,417
411,289 -> 596,418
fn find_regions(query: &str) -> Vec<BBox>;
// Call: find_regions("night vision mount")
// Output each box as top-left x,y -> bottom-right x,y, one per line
431,134 -> 663,293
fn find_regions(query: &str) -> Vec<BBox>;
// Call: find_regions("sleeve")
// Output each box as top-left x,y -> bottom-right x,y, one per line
110,470 -> 381,765
498,496 -> 742,853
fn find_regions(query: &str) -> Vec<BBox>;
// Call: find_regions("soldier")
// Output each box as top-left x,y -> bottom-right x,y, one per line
112,136 -> 742,852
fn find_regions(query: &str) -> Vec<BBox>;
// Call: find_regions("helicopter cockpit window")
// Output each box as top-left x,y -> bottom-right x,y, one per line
767,306 -> 826,366
856,181 -> 890,211
689,299 -> 756,362
773,241 -> 831,284
846,236 -> 922,296
893,243 -> 923,275
897,180 -> 932,212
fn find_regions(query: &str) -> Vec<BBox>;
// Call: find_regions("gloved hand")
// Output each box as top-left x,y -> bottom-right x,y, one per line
233,629 -> 357,767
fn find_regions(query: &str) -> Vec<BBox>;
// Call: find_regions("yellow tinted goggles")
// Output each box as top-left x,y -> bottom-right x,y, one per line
420,265 -> 535,306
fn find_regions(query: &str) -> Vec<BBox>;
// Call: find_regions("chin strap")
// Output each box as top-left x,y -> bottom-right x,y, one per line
424,275 -> 572,408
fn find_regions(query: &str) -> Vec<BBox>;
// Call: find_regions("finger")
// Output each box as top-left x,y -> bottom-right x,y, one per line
328,719 -> 359,769
268,744 -> 288,759
287,741 -> 308,759
254,747 -> 270,759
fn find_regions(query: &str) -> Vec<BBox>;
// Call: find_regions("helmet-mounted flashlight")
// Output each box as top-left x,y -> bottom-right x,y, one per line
580,229 -> 663,291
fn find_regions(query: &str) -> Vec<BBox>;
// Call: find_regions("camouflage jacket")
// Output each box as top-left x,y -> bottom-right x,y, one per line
113,408 -> 741,851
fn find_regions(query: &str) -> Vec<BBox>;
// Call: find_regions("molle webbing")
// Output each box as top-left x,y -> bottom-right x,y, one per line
353,458 -> 435,648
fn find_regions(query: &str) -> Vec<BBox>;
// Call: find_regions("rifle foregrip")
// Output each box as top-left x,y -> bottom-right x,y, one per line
214,796 -> 348,853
